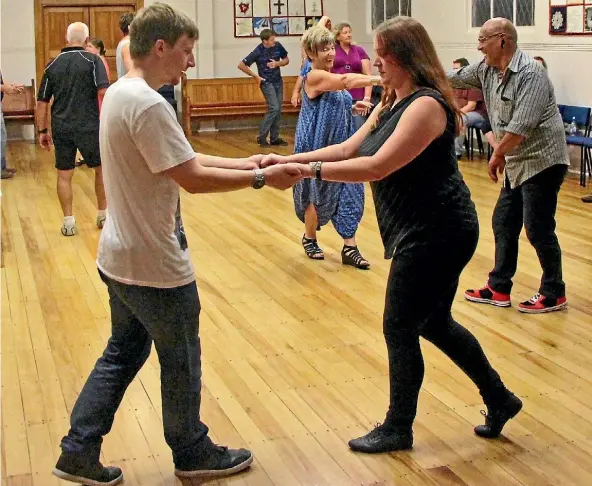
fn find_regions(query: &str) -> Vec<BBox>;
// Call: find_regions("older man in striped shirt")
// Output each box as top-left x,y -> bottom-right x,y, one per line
449,17 -> 570,314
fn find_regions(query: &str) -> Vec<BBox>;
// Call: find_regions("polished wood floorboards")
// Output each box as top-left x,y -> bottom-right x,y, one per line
2,129 -> 592,486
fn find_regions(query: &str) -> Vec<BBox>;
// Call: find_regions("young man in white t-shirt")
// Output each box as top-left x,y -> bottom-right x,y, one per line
52,4 -> 304,485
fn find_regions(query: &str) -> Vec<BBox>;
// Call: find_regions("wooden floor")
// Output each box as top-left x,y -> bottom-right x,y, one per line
2,129 -> 592,486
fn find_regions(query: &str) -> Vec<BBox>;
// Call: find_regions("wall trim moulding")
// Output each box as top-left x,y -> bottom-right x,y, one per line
436,42 -> 592,52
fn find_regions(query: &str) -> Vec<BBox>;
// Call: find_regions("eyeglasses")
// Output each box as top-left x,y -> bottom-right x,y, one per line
478,32 -> 504,43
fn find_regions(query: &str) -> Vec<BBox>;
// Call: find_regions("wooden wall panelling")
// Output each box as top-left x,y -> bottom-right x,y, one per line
89,5 -> 135,83
35,0 -> 143,86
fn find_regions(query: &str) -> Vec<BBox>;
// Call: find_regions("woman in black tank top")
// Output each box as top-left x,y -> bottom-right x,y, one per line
263,17 -> 521,453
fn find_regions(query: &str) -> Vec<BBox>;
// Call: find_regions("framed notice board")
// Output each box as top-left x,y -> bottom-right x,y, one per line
234,0 -> 325,37
549,0 -> 592,35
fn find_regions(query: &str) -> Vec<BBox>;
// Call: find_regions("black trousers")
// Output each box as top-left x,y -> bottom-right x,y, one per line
488,164 -> 567,299
383,228 -> 508,429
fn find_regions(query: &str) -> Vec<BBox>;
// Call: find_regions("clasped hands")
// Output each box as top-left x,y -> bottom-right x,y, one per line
239,154 -> 312,190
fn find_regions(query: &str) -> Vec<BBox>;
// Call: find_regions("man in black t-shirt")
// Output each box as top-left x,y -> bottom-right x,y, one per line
37,22 -> 110,236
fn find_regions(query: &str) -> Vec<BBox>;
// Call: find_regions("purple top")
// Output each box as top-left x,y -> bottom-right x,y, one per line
331,44 -> 370,101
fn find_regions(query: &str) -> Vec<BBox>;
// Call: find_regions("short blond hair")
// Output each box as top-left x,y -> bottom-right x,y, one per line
130,2 -> 199,59
301,26 -> 335,57
332,22 -> 351,44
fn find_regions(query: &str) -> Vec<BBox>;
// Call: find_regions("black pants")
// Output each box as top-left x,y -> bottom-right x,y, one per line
488,164 -> 567,299
383,229 -> 508,429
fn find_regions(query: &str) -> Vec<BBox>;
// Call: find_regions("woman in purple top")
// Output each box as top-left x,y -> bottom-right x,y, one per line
332,23 -> 372,110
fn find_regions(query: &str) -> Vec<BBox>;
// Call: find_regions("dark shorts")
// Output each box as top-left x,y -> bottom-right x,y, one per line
53,129 -> 101,171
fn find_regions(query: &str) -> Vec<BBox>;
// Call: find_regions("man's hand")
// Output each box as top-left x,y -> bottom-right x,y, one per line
261,153 -> 288,168
291,92 -> 300,107
267,60 -> 279,69
238,154 -> 264,170
257,76 -> 266,85
488,152 -> 506,183
262,163 -> 303,190
5,83 -> 24,95
39,133 -> 53,150
353,100 -> 373,116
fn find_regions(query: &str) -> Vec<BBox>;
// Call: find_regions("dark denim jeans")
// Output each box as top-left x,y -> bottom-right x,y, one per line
488,164 -> 567,299
259,79 -> 283,141
60,271 -> 209,466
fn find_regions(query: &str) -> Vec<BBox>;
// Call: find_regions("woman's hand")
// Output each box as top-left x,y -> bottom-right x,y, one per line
261,153 -> 290,168
353,100 -> 373,116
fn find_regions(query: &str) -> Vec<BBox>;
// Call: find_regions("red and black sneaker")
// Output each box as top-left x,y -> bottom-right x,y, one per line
518,293 -> 567,314
464,284 -> 511,307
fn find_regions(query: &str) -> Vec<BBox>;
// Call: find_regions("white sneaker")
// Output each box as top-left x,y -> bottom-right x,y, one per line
61,224 -> 77,236
96,214 -> 106,229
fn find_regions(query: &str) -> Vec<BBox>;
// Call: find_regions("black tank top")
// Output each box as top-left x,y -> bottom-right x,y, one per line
359,88 -> 478,258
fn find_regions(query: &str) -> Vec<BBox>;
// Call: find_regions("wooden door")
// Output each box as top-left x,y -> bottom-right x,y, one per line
35,0 -> 143,87
89,5 -> 135,83
43,7 -> 90,66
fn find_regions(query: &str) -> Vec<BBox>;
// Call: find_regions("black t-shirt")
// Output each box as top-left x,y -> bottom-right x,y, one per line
359,88 -> 478,258
37,46 -> 109,133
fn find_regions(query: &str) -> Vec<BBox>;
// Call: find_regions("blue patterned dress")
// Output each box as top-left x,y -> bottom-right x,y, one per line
293,64 -> 365,239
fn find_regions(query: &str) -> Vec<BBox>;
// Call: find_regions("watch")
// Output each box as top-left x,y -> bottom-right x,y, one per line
38,128 -> 48,134
251,168 -> 265,189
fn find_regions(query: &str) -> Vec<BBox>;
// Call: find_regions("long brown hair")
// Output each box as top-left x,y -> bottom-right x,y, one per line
374,16 -> 462,135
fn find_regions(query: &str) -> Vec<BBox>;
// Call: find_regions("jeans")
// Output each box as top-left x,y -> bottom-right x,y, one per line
60,271 -> 209,466
259,79 -> 283,141
383,229 -> 507,429
488,164 -> 567,299
455,111 -> 490,156
1,106 -> 7,171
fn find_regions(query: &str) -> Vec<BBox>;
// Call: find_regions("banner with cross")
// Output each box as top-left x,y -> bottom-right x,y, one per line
234,0 -> 325,37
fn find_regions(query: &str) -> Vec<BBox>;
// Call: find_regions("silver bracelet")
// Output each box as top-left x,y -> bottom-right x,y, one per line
309,161 -> 323,180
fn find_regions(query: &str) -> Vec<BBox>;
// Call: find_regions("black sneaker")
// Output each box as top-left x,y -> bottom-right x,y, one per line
52,452 -> 123,485
474,392 -> 522,439
175,443 -> 253,479
348,424 -> 413,454
257,137 -> 270,146
270,138 -> 288,146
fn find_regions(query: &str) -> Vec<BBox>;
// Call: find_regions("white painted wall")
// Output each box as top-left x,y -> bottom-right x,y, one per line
414,0 -> 592,106
1,0 -> 590,127
210,0 -> 347,77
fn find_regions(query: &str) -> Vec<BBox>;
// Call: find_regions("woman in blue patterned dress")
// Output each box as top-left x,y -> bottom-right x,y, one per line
294,26 -> 379,269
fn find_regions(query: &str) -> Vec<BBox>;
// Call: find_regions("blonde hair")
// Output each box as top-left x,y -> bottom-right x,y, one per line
301,26 -> 335,57
332,22 -> 351,44
130,2 -> 199,59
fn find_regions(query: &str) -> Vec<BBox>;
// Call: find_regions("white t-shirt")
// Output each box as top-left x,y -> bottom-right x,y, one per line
97,77 -> 196,288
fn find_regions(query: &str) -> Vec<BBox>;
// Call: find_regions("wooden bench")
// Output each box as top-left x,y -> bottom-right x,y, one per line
2,79 -> 37,139
181,74 -> 300,136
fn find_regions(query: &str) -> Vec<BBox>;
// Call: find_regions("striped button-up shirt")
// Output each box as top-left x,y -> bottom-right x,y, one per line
448,49 -> 569,188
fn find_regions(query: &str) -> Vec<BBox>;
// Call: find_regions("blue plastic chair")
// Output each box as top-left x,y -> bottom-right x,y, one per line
558,104 -> 592,187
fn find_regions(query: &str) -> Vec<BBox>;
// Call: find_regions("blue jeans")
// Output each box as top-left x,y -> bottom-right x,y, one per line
259,80 -> 283,141
455,111 -> 490,156
60,271 -> 209,465
1,106 -> 7,170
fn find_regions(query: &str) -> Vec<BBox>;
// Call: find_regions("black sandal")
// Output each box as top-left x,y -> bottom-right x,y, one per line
302,235 -> 324,260
342,245 -> 370,270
